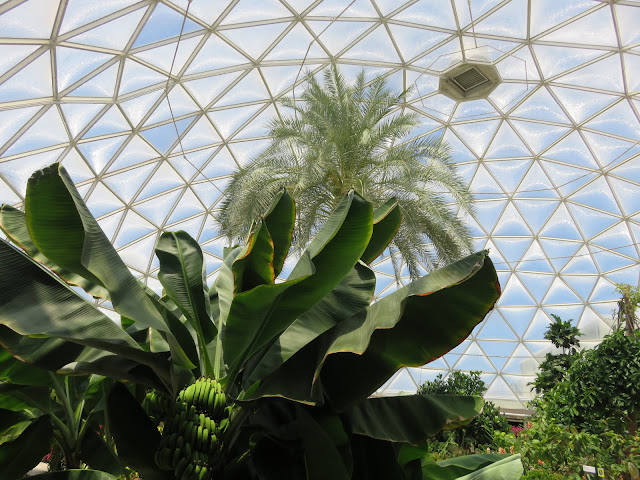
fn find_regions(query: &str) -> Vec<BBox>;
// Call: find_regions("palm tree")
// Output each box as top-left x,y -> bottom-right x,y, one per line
217,64 -> 475,280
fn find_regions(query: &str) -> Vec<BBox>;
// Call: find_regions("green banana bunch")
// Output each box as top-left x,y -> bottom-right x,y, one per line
154,377 -> 233,480
143,390 -> 173,424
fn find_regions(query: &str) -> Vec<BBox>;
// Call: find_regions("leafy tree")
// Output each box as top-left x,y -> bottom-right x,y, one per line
418,371 -> 509,449
614,283 -> 640,334
218,64 -> 475,280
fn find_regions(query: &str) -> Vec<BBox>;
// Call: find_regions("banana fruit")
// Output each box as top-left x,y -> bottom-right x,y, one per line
153,376 -> 232,480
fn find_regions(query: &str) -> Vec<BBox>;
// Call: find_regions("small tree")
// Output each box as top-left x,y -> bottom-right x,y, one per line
615,283 -> 640,334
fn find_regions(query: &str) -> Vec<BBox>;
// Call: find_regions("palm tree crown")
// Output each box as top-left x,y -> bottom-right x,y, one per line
218,64 -> 475,280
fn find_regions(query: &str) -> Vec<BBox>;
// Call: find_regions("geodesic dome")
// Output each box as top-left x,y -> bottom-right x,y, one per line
0,0 -> 639,408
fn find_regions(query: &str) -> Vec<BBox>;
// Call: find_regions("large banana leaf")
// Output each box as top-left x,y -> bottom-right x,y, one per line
421,454 -> 523,480
316,251 -> 499,410
0,240 -> 170,389
0,414 -> 53,479
221,190 -> 373,386
24,163 -> 197,371
360,198 -> 401,264
0,204 -> 109,299
344,394 -> 483,445
263,188 -> 295,278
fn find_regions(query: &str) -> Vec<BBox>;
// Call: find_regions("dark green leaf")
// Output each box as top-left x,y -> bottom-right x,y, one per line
264,188 -> 295,278
343,394 -> 483,445
422,453 -> 523,480
0,414 -> 53,479
79,428 -> 126,476
232,218 -> 275,293
360,198 -> 401,264
28,470 -> 120,479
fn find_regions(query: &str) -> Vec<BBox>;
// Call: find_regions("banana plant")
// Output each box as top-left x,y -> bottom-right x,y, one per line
0,163 -> 505,479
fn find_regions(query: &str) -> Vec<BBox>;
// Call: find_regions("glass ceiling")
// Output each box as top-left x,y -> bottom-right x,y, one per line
1,0 -> 639,408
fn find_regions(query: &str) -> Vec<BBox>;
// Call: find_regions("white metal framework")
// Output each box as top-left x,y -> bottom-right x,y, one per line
0,0 -> 639,408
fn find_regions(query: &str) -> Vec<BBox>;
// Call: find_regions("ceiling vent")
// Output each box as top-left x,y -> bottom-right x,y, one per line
439,62 -> 500,102
451,67 -> 489,92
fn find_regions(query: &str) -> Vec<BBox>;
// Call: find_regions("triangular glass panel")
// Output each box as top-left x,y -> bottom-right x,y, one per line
133,3 -> 201,47
529,0 -> 594,37
133,189 -> 183,225
513,199 -> 558,232
517,273 -> 554,303
607,264 -> 640,287
484,375 -> 519,404
260,66 -> 303,97
60,148 -> 94,183
495,46 -> 540,82
166,188 -> 204,225
113,210 -> 156,248
342,26 -> 401,63
503,374 -> 536,399
569,176 -> 621,215
414,38 -> 463,72
167,214 -> 205,241
66,8 -> 148,51
118,60 -> 166,95
515,161 -> 558,199
474,200 -> 507,234
452,99 -> 499,121
61,103 -> 108,139
76,135 -> 127,173
567,203 -> 619,239
83,106 -> 131,138
511,87 -> 571,124
103,163 -> 156,204
108,136 -> 159,172
539,161 -> 594,197
531,44 -> 604,79
235,105 -> 278,140
555,55 -> 625,93
540,7 -> 617,47
185,34 -> 249,75
136,162 -> 184,201
221,0 -> 292,24
451,120 -> 500,157
0,106 -> 40,150
387,24 -> 450,63
577,307 -> 613,340
563,275 -> 598,302
264,23 -> 327,62
0,0 -> 59,38
455,353 -> 496,373
609,178 -> 640,217
511,121 -> 570,156
118,233 -> 158,273
492,202 -> 533,236
97,210 -> 124,242
561,246 -> 598,275
539,204 -> 582,240
415,94 -> 456,122
550,86 -> 618,124
498,276 -> 536,306
191,181 -> 222,208
385,369 -> 418,393
470,164 -> 503,197
0,148 -> 64,194
199,216 -> 221,244
3,107 -> 68,156
543,131 -> 598,169
406,71 -> 439,100
221,22 -> 289,59
134,35 -> 203,74
441,129 -> 477,162
473,0 -> 528,39
203,253 -> 223,277
67,63 -> 118,98
477,340 -> 518,360
168,146 -> 214,179
201,146 -> 239,178
60,0 -> 133,34
146,85 -> 200,124
592,248 -> 636,273
0,53 -> 52,102
490,82 -> 531,112
492,237 -> 533,264
140,116 -> 193,154
393,0 -> 457,30
178,116 -> 221,151
542,277 -> 582,305
308,21 -> 376,57
476,311 -> 518,340
214,70 -> 270,107
615,5 -> 640,46
539,238 -> 582,271
611,157 -> 640,184
485,124 -> 530,159
226,139 -> 270,167
167,0 -> 226,25
589,277 -> 617,303
120,90 -> 163,127
584,100 -> 640,140
86,181 -> 125,218
582,131 -> 640,168
518,241 -> 554,273
624,53 -> 640,93
56,47 -> 114,93
501,344 -> 537,374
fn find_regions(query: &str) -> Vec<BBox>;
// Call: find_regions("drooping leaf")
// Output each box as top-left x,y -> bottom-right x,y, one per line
0,382 -> 51,412
156,231 -> 216,344
360,198 -> 401,264
0,205 -> 109,299
263,188 -> 295,278
0,346 -> 52,386
106,382 -> 168,480
24,163 -> 197,370
0,414 -> 53,479
317,251 -> 499,410
343,394 -> 483,445
422,453 -> 523,480
222,190 -> 372,386
0,242 -> 171,389
232,218 -> 275,293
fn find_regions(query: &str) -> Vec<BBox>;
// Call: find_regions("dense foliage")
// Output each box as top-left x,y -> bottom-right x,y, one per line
418,371 -> 510,449
0,163 -> 511,479
219,64 -> 475,279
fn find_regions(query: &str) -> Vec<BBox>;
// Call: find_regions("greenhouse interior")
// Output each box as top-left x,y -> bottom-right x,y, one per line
0,0 -> 639,479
